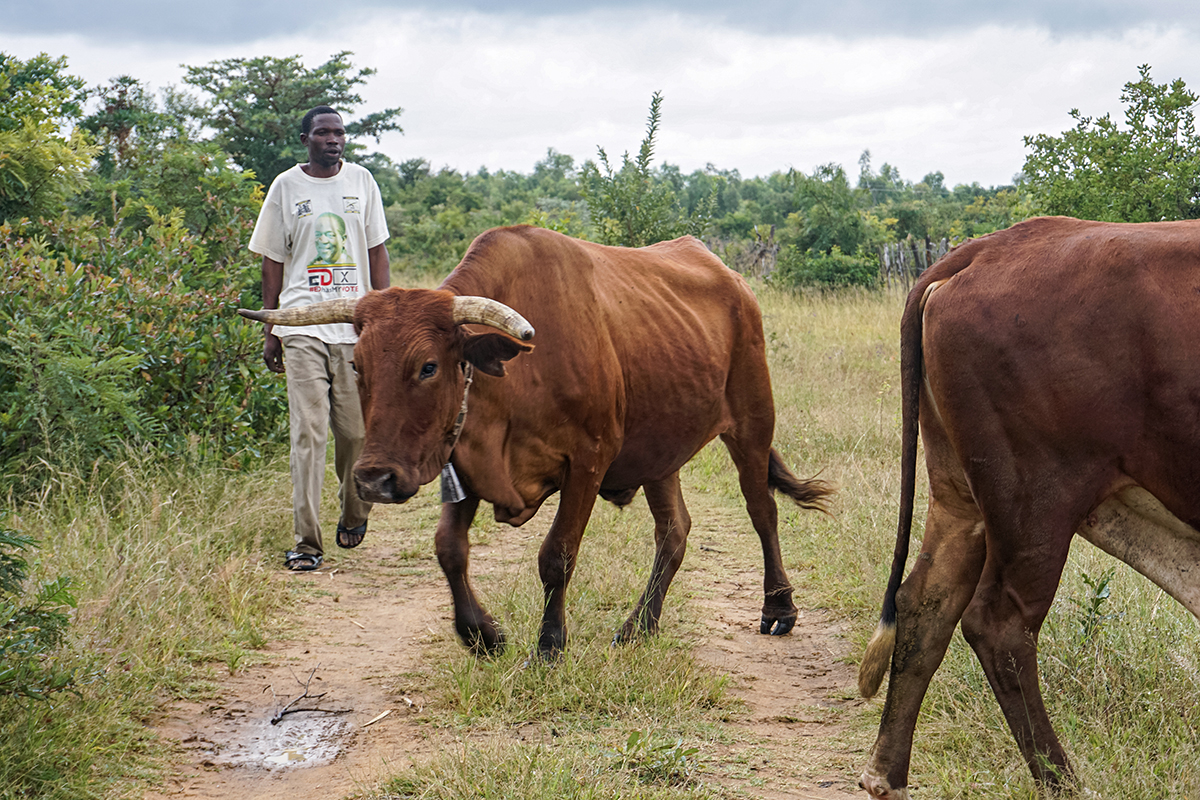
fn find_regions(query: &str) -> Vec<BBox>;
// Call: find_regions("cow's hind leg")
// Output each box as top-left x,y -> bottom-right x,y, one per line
960,516 -> 1076,790
862,498 -> 987,799
435,495 -> 506,655
614,471 -> 691,643
720,432 -> 798,636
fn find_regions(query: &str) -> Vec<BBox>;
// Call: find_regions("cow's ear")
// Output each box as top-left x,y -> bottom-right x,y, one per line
462,332 -> 534,377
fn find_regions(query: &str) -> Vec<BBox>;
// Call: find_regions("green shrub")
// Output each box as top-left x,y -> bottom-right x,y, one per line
0,525 -> 76,702
0,205 -> 286,494
771,244 -> 879,289
0,316 -> 156,478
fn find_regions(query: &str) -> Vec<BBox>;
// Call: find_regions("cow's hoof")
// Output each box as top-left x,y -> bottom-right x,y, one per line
612,618 -> 656,646
611,629 -> 646,647
859,770 -> 908,799
529,645 -> 564,665
461,622 -> 506,657
760,612 -> 797,636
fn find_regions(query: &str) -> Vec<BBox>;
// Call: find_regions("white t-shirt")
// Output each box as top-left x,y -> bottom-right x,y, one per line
249,161 -> 389,344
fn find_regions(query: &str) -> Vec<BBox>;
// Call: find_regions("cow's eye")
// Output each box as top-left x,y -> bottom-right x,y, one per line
349,360 -> 357,374
419,362 -> 438,380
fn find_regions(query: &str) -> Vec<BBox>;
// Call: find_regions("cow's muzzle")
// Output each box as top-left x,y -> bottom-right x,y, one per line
354,467 -> 418,504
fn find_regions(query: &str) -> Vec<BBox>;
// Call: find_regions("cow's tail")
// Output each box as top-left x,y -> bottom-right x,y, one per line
767,448 -> 833,511
858,280 -> 936,699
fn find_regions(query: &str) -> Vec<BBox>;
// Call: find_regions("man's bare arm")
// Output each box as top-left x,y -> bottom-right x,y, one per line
261,256 -> 285,373
368,243 -> 391,291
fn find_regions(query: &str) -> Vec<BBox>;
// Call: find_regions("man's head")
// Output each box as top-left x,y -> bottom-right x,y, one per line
301,106 -> 345,170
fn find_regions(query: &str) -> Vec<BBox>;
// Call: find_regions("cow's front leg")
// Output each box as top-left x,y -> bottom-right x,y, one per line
435,495 -> 505,655
536,471 -> 602,659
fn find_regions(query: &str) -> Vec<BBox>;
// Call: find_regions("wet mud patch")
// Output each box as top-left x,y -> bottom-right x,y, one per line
199,713 -> 353,770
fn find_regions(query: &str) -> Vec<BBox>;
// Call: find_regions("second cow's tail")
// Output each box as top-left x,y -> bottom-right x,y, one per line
857,280 -> 937,699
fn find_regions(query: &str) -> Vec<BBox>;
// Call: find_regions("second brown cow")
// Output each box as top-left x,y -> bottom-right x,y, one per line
242,225 -> 831,658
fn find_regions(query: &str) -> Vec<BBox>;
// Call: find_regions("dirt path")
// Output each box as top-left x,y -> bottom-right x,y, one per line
144,486 -> 866,799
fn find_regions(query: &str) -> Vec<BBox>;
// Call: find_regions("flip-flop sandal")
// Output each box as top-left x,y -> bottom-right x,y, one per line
336,522 -> 367,549
284,550 -> 323,571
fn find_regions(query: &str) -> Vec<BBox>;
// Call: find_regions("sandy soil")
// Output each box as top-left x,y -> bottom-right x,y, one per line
143,486 -> 868,800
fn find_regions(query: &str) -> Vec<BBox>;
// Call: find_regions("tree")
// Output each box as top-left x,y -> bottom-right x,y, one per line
72,76 -> 261,269
1023,64 -> 1200,222
0,53 -> 95,222
788,163 -> 883,255
580,92 -> 712,247
0,52 -> 87,130
77,75 -> 201,177
181,51 -> 403,185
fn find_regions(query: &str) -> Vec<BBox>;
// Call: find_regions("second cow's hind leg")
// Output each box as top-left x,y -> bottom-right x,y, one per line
720,431 -> 796,635
861,499 -> 988,798
960,517 -> 1076,790
615,471 -> 692,643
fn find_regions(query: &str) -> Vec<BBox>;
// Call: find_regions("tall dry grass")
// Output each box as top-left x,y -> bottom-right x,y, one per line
0,454 -> 296,799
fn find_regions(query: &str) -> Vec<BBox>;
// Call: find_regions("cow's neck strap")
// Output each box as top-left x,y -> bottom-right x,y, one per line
447,362 -> 474,453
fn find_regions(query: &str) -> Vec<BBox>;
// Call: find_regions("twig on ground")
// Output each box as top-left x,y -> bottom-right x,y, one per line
269,663 -> 352,725
363,709 -> 392,727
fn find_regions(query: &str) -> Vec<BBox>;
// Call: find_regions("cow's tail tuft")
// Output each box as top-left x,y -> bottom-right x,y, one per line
767,448 -> 833,512
858,621 -> 896,698
858,278 -> 937,699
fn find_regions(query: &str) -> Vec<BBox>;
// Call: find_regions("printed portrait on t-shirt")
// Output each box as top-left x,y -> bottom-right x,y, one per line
306,212 -> 359,292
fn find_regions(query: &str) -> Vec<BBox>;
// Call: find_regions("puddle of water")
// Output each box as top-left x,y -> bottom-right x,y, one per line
211,714 -> 353,770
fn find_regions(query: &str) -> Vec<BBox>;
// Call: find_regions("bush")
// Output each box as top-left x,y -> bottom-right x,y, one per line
771,244 -> 878,289
0,525 -> 76,702
0,205 -> 286,494
580,92 -> 712,247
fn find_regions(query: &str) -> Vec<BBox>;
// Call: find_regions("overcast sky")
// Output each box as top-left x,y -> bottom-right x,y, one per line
5,1 -> 1200,187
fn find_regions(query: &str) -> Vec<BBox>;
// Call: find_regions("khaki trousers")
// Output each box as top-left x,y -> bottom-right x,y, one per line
282,335 -> 372,556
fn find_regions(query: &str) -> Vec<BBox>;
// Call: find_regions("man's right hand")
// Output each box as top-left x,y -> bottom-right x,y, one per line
264,332 -> 285,373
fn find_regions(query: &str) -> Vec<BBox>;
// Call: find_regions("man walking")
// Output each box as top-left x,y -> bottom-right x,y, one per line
249,105 -> 391,570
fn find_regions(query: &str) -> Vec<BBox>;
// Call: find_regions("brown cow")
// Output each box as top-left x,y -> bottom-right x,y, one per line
241,225 -> 831,658
857,216 -> 1200,797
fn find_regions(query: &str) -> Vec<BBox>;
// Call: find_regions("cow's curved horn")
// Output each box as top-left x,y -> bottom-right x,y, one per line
238,298 -> 358,326
452,296 -> 535,341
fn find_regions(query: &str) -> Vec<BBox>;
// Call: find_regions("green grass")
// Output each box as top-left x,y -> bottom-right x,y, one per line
0,453 -> 298,799
377,738 -> 717,799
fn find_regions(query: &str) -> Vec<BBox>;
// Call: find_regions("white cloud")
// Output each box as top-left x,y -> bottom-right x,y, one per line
3,9 -> 1198,187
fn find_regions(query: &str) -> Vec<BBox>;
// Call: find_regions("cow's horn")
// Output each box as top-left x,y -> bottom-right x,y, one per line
238,298 -> 359,326
452,297 -> 535,341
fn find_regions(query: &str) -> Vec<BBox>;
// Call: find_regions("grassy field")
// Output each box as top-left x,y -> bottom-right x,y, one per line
2,284 -> 1198,799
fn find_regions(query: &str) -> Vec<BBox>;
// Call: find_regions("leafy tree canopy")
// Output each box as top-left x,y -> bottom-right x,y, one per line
0,52 -> 87,132
78,76 -> 204,177
1023,64 -> 1200,222
0,53 -> 95,222
580,92 -> 713,247
181,51 -> 403,185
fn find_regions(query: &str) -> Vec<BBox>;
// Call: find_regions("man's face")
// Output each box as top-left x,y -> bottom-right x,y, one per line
302,113 -> 346,169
